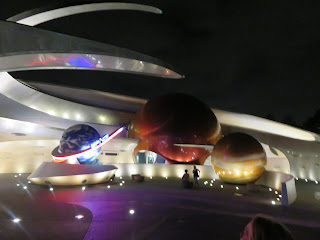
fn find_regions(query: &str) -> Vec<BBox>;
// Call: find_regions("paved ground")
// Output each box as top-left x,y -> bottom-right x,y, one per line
0,174 -> 320,239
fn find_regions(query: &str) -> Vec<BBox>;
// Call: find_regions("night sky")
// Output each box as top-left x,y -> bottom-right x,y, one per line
1,0 -> 320,124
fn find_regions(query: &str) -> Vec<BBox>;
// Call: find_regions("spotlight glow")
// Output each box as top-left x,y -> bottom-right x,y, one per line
271,200 -> 276,205
305,179 -> 308,182
316,181 -> 318,184
275,191 -> 278,194
120,177 -> 122,179
269,188 -> 272,191
120,183 -> 123,186
23,186 -> 27,189
14,175 -> 17,178
236,186 -> 239,190
50,187 -> 53,191
18,173 -> 21,176
12,218 -> 21,223
82,186 -> 86,191
107,185 -> 110,188
221,185 -> 224,188
28,181 -> 31,184
16,184 -> 19,186
129,209 -> 135,215
75,215 -> 84,219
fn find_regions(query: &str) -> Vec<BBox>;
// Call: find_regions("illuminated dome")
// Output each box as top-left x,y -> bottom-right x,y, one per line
55,124 -> 101,164
129,93 -> 221,164
211,133 -> 267,183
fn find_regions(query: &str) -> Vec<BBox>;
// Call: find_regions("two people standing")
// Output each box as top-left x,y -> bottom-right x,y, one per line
182,165 -> 200,188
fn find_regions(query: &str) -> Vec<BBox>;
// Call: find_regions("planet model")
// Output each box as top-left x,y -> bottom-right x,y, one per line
129,93 -> 221,164
52,124 -> 101,164
211,132 -> 267,183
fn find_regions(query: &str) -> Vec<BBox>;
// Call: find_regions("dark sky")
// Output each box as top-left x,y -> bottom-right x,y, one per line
1,0 -> 320,123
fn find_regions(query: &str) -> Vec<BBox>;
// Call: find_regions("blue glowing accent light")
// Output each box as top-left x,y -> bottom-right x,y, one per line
77,148 -> 101,164
68,56 -> 96,68
91,134 -> 109,149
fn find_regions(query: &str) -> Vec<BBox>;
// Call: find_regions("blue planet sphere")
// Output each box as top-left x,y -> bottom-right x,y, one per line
59,124 -> 101,164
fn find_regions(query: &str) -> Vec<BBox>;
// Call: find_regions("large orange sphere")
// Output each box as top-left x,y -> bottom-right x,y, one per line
211,133 -> 267,183
129,93 -> 221,164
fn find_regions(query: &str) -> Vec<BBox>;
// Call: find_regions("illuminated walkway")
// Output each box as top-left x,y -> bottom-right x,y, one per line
1,174 -> 320,239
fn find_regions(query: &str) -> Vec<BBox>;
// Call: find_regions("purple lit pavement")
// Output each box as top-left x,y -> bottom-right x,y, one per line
1,174 -> 320,239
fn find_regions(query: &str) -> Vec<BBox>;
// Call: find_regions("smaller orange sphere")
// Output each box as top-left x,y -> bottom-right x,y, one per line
211,133 -> 267,183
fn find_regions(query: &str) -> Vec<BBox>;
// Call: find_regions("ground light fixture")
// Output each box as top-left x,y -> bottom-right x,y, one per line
129,209 -> 135,215
49,187 -> 53,191
19,173 -> 21,176
107,185 -> 110,188
75,215 -> 84,219
12,218 -> 21,223
28,181 -> 31,184
82,186 -> 86,191
271,200 -> 276,205
14,175 -> 17,178
23,186 -> 27,189
16,184 -> 19,186
316,181 -> 318,184
269,188 -> 272,191
305,179 -> 308,182
236,186 -> 239,190
221,185 -> 224,188
275,191 -> 278,194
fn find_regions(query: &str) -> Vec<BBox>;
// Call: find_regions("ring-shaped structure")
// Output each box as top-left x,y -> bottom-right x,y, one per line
7,2 -> 162,26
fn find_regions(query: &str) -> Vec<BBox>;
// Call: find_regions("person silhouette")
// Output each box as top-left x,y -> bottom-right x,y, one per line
182,169 -> 193,188
193,165 -> 200,187
240,214 -> 294,240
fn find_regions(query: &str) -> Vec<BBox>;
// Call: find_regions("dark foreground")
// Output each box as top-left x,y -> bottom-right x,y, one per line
0,174 -> 320,240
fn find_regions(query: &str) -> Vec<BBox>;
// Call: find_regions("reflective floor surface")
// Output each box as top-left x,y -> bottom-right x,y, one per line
1,174 -> 320,240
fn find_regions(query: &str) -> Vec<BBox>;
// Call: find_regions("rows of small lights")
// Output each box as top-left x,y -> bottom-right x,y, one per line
39,107 -> 111,124
294,177 -> 319,184
216,170 -> 254,176
16,185 -> 27,190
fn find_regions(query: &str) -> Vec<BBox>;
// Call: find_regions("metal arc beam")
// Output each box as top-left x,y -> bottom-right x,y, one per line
0,21 -> 183,78
7,2 -> 162,26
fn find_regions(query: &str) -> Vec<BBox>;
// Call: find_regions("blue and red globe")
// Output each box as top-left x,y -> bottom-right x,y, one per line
55,124 -> 101,164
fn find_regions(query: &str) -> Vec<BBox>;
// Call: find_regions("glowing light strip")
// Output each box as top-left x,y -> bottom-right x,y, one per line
52,127 -> 125,161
